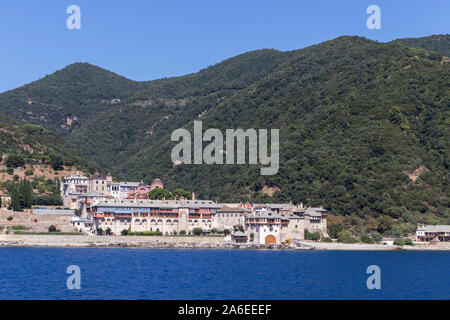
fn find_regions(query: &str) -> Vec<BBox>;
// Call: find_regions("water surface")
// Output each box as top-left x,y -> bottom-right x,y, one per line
0,248 -> 448,299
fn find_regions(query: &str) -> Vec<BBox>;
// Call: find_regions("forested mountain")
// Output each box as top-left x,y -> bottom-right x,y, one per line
0,35 -> 448,226
0,112 -> 94,171
391,34 -> 450,56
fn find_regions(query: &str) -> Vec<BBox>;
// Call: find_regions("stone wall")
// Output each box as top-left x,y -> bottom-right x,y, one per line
0,209 -> 75,233
0,234 -> 227,248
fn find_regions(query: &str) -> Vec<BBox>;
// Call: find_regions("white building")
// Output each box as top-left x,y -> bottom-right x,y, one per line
416,225 -> 450,242
72,216 -> 95,235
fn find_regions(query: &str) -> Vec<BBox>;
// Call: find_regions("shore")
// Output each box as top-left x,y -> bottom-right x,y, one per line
1,234 -> 449,250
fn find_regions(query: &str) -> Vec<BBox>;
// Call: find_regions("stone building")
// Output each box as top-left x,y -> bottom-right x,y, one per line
212,205 -> 250,231
91,199 -> 222,235
244,206 -> 328,245
88,173 -> 109,195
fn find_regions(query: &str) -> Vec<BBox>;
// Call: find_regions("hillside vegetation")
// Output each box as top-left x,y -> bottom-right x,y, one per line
0,35 -> 448,229
0,113 -> 94,172
391,34 -> 450,56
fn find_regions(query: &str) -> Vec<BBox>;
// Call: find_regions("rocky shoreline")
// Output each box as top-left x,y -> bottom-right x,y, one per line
0,234 -> 449,250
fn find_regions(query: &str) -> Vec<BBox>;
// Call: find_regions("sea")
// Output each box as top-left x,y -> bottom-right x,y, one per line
0,247 -> 448,300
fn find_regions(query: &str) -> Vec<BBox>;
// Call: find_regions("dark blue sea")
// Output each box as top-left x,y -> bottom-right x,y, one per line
0,248 -> 448,300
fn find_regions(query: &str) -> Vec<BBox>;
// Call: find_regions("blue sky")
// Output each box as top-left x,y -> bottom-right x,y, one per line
0,0 -> 448,93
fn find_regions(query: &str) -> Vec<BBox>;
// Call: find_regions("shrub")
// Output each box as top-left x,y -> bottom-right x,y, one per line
304,229 -> 320,241
322,237 -> 333,242
7,216 -> 13,221
404,238 -> 414,246
361,234 -> 375,244
32,194 -> 63,206
193,228 -> 203,236
370,231 -> 383,243
127,231 -> 163,236
12,226 -> 28,231
121,229 -> 128,236
328,224 -> 343,239
394,238 -> 405,246
5,155 -> 25,168
48,225 -> 57,232
337,230 -> 357,243
179,230 -> 186,235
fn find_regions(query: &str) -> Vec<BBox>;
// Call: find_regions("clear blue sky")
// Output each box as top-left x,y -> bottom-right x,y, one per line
0,0 -> 448,93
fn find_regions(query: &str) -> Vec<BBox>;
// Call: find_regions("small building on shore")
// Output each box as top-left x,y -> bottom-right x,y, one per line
416,225 -> 450,242
72,216 -> 94,235
232,231 -> 248,243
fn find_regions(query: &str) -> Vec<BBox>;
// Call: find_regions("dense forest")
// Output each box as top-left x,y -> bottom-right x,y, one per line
0,35 -> 448,231
391,34 -> 450,56
0,112 -> 95,171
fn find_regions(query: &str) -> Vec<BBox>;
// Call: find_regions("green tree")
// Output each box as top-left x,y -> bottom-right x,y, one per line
377,216 -> 394,234
337,230 -> 357,243
361,234 -> 375,244
148,187 -> 173,200
172,188 -> 191,199
5,154 -> 25,168
370,231 -> 383,243
11,187 -> 21,212
193,228 -> 203,236
328,224 -> 343,239
49,154 -> 64,171
304,229 -> 320,241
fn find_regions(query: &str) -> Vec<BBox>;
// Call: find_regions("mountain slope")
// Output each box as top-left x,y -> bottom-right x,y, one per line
113,36 -> 449,224
67,49 -> 291,168
0,112 -> 94,171
391,34 -> 450,56
0,35 -> 448,225
0,63 -> 144,135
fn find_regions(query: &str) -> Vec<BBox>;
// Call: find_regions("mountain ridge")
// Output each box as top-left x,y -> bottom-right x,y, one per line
0,35 -> 448,226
